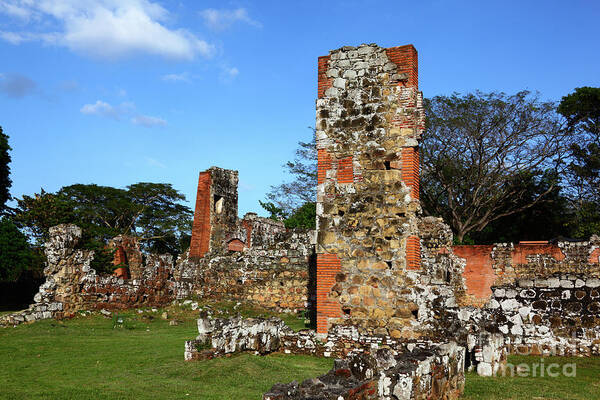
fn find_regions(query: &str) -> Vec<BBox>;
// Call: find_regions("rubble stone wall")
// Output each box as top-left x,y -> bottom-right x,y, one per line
315,43 -> 428,338
0,225 -> 174,325
184,316 -> 464,400
175,229 -> 315,312
262,344 -> 464,400
455,239 -> 600,305
1,222 -> 314,326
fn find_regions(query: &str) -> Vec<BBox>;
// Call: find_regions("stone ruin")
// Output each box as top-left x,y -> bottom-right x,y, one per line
2,42 -> 600,400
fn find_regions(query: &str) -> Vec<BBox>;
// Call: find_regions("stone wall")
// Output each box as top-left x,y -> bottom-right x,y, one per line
455,238 -> 600,305
263,344 -> 464,400
175,228 -> 315,312
449,238 -> 600,356
0,224 -> 177,326
1,219 -> 314,326
184,315 -> 464,400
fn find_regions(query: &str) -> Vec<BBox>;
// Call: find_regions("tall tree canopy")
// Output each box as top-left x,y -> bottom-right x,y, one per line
0,217 -> 33,281
14,183 -> 193,255
421,91 -> 568,242
558,87 -> 600,238
0,126 -> 12,215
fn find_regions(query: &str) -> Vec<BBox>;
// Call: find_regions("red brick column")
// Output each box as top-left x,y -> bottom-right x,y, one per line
316,253 -> 342,334
318,55 -> 332,99
112,246 -> 127,266
406,235 -> 421,270
317,149 -> 332,184
189,171 -> 212,258
337,156 -> 354,184
242,219 -> 253,249
385,45 -> 418,89
401,147 -> 420,199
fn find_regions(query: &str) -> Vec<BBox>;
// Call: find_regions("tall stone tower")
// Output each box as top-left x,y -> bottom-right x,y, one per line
315,44 -> 425,337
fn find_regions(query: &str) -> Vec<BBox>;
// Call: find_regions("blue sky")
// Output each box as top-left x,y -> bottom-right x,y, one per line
1,0 -> 599,217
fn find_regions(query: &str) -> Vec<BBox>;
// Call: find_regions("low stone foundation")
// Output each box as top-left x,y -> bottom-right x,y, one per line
184,315 -> 465,399
263,344 -> 464,400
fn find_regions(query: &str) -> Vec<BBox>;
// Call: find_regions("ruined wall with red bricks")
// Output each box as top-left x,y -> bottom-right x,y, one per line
454,239 -> 600,306
315,43 -> 427,337
177,167 -> 312,313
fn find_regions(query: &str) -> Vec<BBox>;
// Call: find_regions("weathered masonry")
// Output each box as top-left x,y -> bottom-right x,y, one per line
315,44 -> 425,337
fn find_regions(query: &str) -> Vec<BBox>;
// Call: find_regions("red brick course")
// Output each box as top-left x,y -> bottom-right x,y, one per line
316,253 -> 342,334
406,235 -> 421,270
385,45 -> 418,89
401,147 -> 420,199
189,171 -> 212,258
317,55 -> 332,99
337,156 -> 354,184
453,245 -> 496,301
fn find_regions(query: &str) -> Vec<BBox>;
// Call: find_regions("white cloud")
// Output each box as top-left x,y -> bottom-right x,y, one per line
0,1 -> 32,20
226,67 -> 239,78
80,100 -> 120,119
81,99 -> 166,127
162,72 -> 191,83
200,8 -> 261,31
132,114 -> 167,127
0,0 -> 214,60
80,100 -> 134,119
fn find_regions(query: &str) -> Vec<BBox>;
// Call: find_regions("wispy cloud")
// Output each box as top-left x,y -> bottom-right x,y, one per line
199,8 -> 261,31
145,156 -> 166,168
162,72 -> 192,83
219,66 -> 239,83
80,100 -> 164,128
0,73 -> 36,98
132,114 -> 167,128
80,100 -> 126,119
0,0 -> 214,60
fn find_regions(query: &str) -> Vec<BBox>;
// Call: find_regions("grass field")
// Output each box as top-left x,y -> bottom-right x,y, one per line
1,305 -> 599,399
0,305 -> 330,400
462,355 -> 600,399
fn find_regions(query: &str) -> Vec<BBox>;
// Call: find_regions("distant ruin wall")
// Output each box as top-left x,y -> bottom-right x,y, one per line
1,221 -> 314,327
176,228 -> 315,312
0,225 -> 174,326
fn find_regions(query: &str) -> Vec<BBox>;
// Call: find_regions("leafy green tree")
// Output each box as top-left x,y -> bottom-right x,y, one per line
465,171 -> 571,244
558,87 -> 600,238
0,217 -> 33,281
126,182 -> 193,253
284,202 -> 316,230
0,126 -> 12,215
14,183 -> 193,255
13,190 -> 75,244
421,91 -> 568,243
259,200 -> 288,221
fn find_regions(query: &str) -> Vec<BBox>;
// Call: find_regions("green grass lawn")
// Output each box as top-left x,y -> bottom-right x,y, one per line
2,305 -> 599,400
463,355 -> 600,399
0,306 -> 330,400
